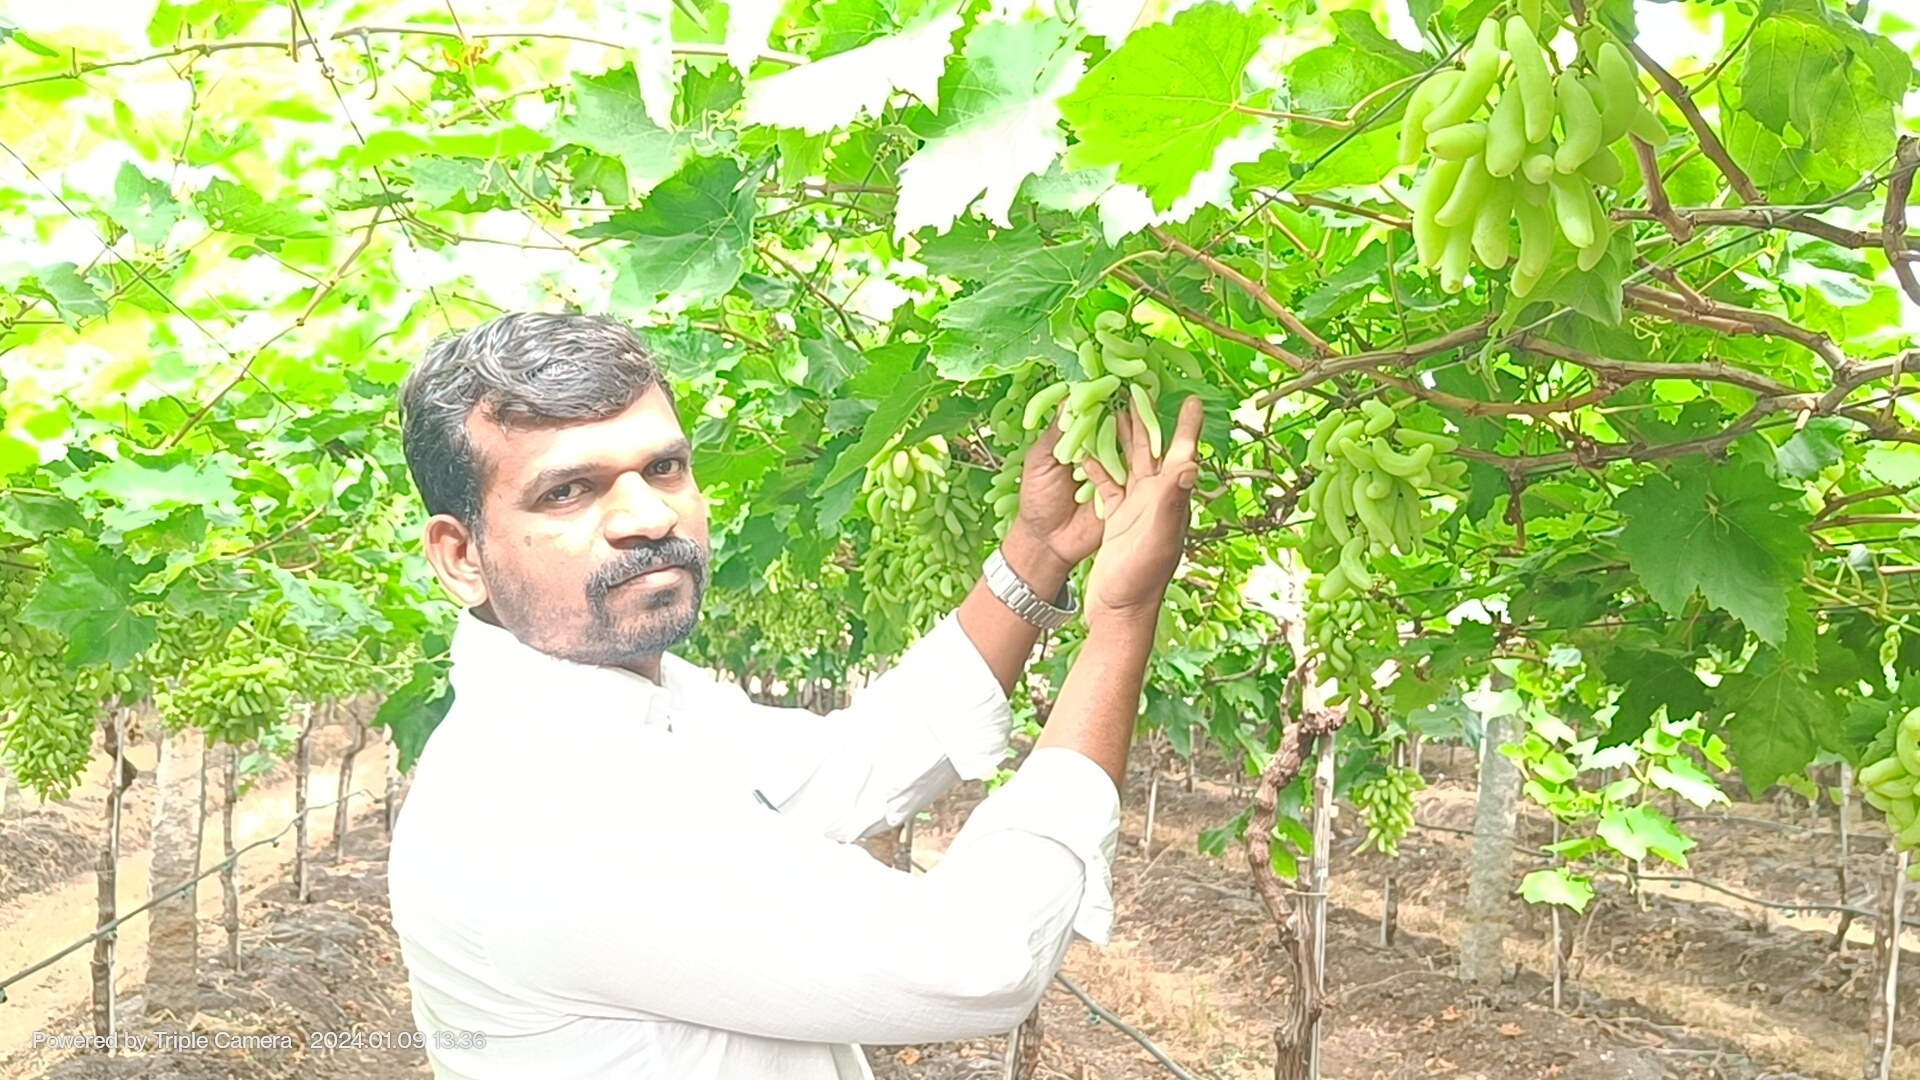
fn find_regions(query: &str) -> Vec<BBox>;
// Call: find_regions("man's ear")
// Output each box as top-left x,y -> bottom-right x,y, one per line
423,514 -> 489,608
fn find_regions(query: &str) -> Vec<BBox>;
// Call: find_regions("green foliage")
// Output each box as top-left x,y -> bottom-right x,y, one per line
0,1 -> 1912,895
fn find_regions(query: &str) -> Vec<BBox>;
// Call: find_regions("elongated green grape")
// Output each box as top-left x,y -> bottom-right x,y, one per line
1472,177 -> 1517,268
1427,121 -> 1488,160
1434,153 -> 1490,228
1505,15 -> 1555,143
1579,144 -> 1625,186
1485,89 -> 1527,177
1548,171 -> 1596,248
1553,75 -> 1604,173
1412,156 -> 1465,264
1426,18 -> 1504,132
1595,43 -> 1641,143
1400,70 -> 1466,166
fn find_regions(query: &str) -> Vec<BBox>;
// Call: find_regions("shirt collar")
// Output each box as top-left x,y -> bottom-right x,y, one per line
446,607 -> 680,731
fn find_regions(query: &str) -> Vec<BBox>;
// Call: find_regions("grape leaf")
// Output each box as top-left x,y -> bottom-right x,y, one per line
584,156 -> 758,312
374,648 -> 452,773
20,264 -> 107,325
556,70 -> 695,198
191,178 -> 324,239
1775,415 -> 1848,480
1738,3 -> 1906,177
1520,868 -> 1594,913
1059,2 -> 1274,211
1712,646 -> 1841,795
108,163 -> 180,246
1595,804 -> 1695,867
56,454 -> 241,535
929,238 -> 1112,380
1615,459 -> 1811,647
820,351 -> 939,488
1602,651 -> 1711,748
21,540 -> 157,669
894,20 -> 1086,236
740,6 -> 964,134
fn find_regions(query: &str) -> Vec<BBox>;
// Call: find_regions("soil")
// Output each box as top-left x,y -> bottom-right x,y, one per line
3,725 -> 1915,1080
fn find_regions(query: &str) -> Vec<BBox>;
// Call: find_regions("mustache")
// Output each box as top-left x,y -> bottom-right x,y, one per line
587,538 -> 708,600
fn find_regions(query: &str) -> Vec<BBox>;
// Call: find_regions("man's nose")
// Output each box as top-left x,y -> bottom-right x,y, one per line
603,470 -> 678,542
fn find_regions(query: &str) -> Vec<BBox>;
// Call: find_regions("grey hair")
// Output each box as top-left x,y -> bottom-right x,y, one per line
398,312 -> 675,529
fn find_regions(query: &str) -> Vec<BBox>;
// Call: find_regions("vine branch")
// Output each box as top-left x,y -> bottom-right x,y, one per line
1149,226 -> 1335,358
1616,39 -> 1763,204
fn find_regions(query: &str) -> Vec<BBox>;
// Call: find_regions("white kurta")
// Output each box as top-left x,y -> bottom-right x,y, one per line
388,608 -> 1121,1079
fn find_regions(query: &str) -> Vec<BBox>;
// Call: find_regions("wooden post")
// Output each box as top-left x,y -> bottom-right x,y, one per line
222,745 -> 241,974
90,707 -> 134,1041
1248,557 -> 1343,1080
334,703 -> 367,861
1143,733 -> 1162,856
293,702 -> 316,903
1864,848 -> 1909,1080
1380,740 -> 1404,950
1835,762 -> 1856,951
384,719 -> 403,835
1002,1006 -> 1042,1080
1306,728 -> 1336,1078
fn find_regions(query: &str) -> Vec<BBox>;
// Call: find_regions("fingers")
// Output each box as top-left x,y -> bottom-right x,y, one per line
1029,403 -> 1066,460
1118,403 -> 1154,478
1081,454 -> 1127,513
1164,395 -> 1204,466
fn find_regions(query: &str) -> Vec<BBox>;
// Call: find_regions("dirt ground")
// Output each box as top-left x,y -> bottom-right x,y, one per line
2,722 -> 1916,1080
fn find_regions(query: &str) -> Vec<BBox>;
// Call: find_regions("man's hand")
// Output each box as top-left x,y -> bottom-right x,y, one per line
1011,405 -> 1108,571
1079,396 -> 1205,626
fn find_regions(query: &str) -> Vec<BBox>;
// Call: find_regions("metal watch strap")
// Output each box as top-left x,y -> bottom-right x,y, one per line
982,548 -> 1078,631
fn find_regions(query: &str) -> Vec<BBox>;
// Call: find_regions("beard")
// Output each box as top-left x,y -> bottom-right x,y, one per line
478,534 -> 710,669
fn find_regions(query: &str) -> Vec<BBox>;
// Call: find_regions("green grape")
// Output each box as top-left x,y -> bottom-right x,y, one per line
1401,13 -> 1648,298
1352,765 -> 1425,856
0,566 -> 119,800
1859,708 -> 1920,854
1015,313 -> 1204,519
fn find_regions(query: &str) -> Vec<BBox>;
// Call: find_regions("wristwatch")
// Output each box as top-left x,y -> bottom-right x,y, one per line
982,548 -> 1078,631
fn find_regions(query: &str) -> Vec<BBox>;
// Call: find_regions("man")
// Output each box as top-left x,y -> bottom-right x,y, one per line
388,312 -> 1204,1078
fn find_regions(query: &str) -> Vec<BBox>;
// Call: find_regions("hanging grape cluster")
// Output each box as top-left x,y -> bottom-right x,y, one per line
1401,12 -> 1665,296
861,435 -> 983,650
1304,594 -> 1396,722
151,618 -> 298,745
1351,765 -> 1426,856
1860,706 -> 1920,881
983,364 -> 1050,535
0,567 -> 130,800
1302,398 -> 1465,602
689,552 -> 851,683
1019,310 -> 1202,518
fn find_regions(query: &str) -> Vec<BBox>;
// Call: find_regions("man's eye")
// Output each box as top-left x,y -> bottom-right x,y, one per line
545,482 -> 587,502
650,458 -> 686,477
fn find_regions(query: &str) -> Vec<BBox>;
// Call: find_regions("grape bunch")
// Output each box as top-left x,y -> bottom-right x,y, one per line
1305,594 -> 1395,720
1352,765 -> 1426,856
151,619 -> 301,747
1860,706 -> 1920,879
1302,398 -> 1465,601
861,435 -> 984,651
0,567 -> 131,800
1401,14 -> 1666,296
1020,310 -> 1202,517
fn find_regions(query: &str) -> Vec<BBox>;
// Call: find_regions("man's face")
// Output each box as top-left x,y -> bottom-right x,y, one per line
461,386 -> 710,670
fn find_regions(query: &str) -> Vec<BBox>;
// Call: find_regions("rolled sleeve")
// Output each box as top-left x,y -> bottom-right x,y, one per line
941,747 -> 1121,945
889,612 -> 1016,781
